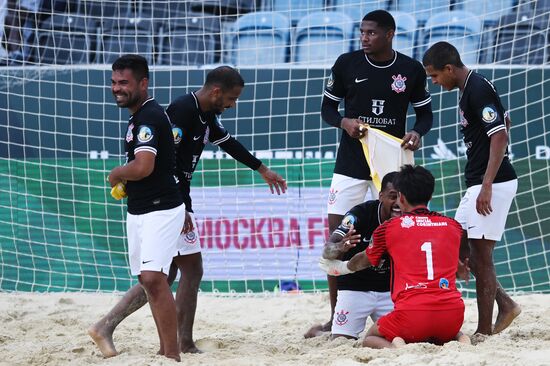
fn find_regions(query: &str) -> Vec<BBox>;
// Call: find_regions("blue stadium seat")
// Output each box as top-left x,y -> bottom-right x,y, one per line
293,11 -> 354,65
271,0 -> 326,25
231,11 -> 290,66
390,11 -> 417,58
101,17 -> 155,64
422,10 -> 482,64
157,12 -> 221,65
37,14 -> 96,64
330,0 -> 391,22
456,0 -> 515,27
392,0 -> 451,25
492,12 -> 547,64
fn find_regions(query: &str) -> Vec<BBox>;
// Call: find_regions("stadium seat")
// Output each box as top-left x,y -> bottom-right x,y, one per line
190,0 -> 259,15
293,11 -> 354,65
390,11 -> 417,58
422,10 -> 482,64
456,0 -> 515,27
391,0 -> 451,25
37,14 -> 96,64
157,12 -> 221,65
77,0 -> 134,18
492,12 -> 547,64
271,0 -> 326,25
330,0 -> 391,22
230,11 -> 290,66
101,16 -> 155,64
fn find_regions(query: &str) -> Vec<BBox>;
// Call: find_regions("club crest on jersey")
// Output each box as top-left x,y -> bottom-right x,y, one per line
400,216 -> 415,228
172,127 -> 183,144
335,309 -> 349,326
137,126 -> 153,143
439,278 -> 450,289
391,74 -> 407,93
459,110 -> 468,127
482,106 -> 497,123
126,123 -> 134,142
341,214 -> 356,229
328,188 -> 338,205
184,231 -> 197,244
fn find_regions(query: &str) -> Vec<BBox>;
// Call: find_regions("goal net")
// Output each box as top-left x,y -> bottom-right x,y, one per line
1,0 -> 549,295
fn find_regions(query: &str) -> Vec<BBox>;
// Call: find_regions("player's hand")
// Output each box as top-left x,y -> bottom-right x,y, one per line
318,258 -> 355,276
401,130 -> 421,151
337,225 -> 361,253
457,258 -> 470,284
110,182 -> 127,200
341,118 -> 366,139
476,185 -> 493,216
181,211 -> 194,234
257,164 -> 287,194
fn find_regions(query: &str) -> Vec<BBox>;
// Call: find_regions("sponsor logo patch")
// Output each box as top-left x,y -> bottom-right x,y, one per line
439,278 -> 450,289
137,126 -> 153,143
482,106 -> 497,123
326,73 -> 334,88
328,188 -> 337,205
335,309 -> 349,326
172,127 -> 182,144
341,214 -> 356,229
184,231 -> 197,244
400,216 -> 415,228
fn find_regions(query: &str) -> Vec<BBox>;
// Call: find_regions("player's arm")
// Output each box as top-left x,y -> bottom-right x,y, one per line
109,151 -> 155,186
319,251 -> 371,276
321,97 -> 365,139
477,129 -> 508,216
323,225 -> 361,259
403,69 -> 433,150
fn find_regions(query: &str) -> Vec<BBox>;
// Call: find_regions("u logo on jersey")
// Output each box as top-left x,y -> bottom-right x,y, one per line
372,99 -> 385,115
391,74 -> 407,93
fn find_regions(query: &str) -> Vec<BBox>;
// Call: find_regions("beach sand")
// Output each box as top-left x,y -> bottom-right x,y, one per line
0,292 -> 549,365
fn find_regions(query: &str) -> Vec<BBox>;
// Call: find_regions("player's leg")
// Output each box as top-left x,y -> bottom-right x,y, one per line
138,204 -> 186,361
363,322 -> 393,349
330,290 -> 372,340
304,174 -> 371,338
172,211 -> 203,353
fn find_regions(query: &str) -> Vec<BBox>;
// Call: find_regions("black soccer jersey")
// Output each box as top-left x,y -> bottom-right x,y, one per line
124,98 -> 183,215
324,50 -> 431,180
458,71 -> 517,187
166,92 -> 261,212
332,200 -> 390,292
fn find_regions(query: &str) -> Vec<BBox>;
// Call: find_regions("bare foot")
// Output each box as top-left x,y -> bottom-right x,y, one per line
456,333 -> 471,345
304,321 -> 331,339
87,324 -> 118,358
181,342 -> 203,354
391,337 -> 406,348
164,353 -> 181,362
493,304 -> 522,334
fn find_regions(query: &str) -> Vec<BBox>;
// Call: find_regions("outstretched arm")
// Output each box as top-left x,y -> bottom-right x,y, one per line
322,225 -> 361,259
319,251 -> 372,276
257,164 -> 287,195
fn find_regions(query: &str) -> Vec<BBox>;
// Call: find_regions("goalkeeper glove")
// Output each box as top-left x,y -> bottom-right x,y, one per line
110,182 -> 127,200
318,258 -> 355,276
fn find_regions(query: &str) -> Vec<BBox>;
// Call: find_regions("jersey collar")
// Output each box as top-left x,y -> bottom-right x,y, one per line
459,70 -> 474,101
129,97 -> 155,119
364,50 -> 397,69
191,92 -> 207,124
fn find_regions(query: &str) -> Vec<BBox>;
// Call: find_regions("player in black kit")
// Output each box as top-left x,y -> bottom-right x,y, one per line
317,172 -> 400,340
89,66 -> 287,358
423,41 -> 520,336
102,54 -> 185,361
306,9 -> 433,338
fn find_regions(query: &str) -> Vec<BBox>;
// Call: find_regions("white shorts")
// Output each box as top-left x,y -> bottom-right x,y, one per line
332,290 -> 393,338
126,203 -> 186,276
327,174 -> 378,215
175,212 -> 202,256
454,179 -> 517,241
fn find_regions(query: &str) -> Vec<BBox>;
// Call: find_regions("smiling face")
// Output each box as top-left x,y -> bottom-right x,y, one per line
424,64 -> 458,91
379,182 -> 400,220
360,20 -> 393,56
210,85 -> 243,114
111,68 -> 148,113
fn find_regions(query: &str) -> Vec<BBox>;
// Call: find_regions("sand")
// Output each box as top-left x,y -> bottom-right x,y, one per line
0,292 -> 549,366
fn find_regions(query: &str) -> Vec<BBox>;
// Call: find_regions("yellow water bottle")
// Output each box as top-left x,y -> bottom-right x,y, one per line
110,182 -> 127,200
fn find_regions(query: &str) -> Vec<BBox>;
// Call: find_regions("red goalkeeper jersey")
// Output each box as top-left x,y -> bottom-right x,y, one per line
366,207 -> 464,310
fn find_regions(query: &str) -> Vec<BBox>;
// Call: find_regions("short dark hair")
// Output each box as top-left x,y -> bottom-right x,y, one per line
393,165 -> 434,206
381,171 -> 398,192
422,41 -> 465,70
363,10 -> 396,31
112,54 -> 149,81
205,66 -> 245,91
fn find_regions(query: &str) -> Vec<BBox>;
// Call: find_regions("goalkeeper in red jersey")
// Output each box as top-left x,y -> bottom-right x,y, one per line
320,165 -> 469,347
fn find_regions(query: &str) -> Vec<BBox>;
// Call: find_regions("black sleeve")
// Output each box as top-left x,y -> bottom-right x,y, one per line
321,96 -> 343,128
412,103 -> 433,137
179,180 -> 193,213
219,136 -> 262,170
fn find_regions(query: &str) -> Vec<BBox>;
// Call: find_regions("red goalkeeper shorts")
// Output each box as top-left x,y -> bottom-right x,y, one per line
377,307 -> 464,345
